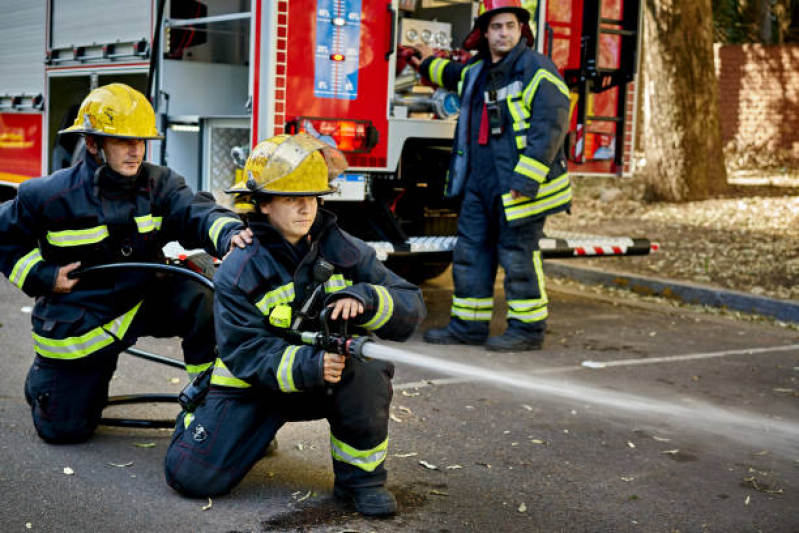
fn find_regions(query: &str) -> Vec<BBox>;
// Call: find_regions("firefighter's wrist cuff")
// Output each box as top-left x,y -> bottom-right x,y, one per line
514,155 -> 549,185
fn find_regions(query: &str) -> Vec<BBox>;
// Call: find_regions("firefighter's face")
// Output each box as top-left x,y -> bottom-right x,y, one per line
87,136 -> 145,177
484,12 -> 522,57
259,196 -> 318,244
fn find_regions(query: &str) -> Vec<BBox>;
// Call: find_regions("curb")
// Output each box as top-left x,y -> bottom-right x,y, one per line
544,261 -> 799,324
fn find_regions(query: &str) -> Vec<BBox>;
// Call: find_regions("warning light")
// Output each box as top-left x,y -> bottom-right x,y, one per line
292,117 -> 377,153
330,54 -> 345,61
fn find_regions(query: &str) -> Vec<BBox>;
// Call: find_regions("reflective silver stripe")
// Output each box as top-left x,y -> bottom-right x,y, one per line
9,248 -> 43,289
46,226 -> 110,247
452,308 -> 492,321
134,214 -> 163,233
514,155 -> 549,183
324,275 -> 351,293
361,285 -> 393,330
330,434 -> 388,472
277,345 -> 301,393
210,358 -> 251,388
507,306 -> 548,322
523,68 -> 570,108
484,80 -> 523,102
32,301 -> 142,360
256,283 -> 295,315
451,296 -> 493,321
504,187 -> 573,221
208,217 -> 240,252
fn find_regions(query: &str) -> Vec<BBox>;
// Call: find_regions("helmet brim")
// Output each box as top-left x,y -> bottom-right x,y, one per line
57,126 -> 164,140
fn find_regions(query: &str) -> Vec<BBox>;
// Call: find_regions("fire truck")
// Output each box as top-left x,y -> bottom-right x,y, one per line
0,0 -> 647,282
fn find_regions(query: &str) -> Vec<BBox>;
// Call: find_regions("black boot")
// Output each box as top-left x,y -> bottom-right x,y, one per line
423,327 -> 484,346
334,484 -> 397,516
485,330 -> 544,352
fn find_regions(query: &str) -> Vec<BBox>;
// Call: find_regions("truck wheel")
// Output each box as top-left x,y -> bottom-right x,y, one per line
384,256 -> 451,285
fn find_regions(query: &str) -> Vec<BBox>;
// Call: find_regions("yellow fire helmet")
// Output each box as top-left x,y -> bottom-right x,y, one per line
59,83 -> 163,140
227,133 -> 347,213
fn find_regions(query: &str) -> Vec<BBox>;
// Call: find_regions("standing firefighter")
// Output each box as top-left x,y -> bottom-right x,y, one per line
164,133 -> 425,517
0,83 -> 249,444
412,0 -> 572,351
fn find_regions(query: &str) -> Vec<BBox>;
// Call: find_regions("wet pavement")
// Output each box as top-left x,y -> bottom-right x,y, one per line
1,273 -> 797,532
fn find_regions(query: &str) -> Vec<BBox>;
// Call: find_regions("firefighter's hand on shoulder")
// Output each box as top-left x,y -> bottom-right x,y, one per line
226,227 -> 254,258
409,43 -> 433,68
327,297 -> 364,321
323,352 -> 346,384
53,261 -> 81,294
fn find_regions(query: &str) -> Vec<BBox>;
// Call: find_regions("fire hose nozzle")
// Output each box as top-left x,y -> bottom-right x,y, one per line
345,336 -> 373,360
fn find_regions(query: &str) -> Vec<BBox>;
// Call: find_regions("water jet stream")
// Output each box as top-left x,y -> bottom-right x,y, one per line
362,343 -> 799,458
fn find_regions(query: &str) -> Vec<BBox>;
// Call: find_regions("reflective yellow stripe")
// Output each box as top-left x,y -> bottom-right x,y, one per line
503,187 -> 573,222
33,301 -> 142,360
46,226 -> 109,247
324,274 -> 352,293
256,282 -> 295,315
208,217 -> 240,252
330,433 -> 388,472
457,60 -> 483,96
451,296 -> 493,322
429,57 -> 449,86
507,94 -> 529,134
183,412 -> 194,429
186,361 -> 213,380
516,136 -> 527,150
210,357 -> 251,388
277,345 -> 301,393
360,285 -> 393,331
523,68 -> 570,108
134,214 -> 163,234
9,248 -> 43,289
514,155 -> 549,184
507,251 -> 548,322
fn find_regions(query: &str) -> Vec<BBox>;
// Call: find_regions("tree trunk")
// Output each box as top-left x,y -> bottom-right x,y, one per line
642,0 -> 728,201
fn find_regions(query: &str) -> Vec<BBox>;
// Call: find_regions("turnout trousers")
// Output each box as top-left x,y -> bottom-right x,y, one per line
164,358 -> 394,498
24,276 -> 216,444
447,171 -> 548,343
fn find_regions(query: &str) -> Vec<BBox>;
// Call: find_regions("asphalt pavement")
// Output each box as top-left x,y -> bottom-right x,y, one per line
1,273 -> 798,532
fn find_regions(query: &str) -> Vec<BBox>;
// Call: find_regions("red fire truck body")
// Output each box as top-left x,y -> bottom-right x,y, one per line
0,0 -> 646,280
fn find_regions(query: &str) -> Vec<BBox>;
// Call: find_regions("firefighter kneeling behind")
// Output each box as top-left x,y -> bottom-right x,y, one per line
0,83 -> 247,445
164,133 -> 426,517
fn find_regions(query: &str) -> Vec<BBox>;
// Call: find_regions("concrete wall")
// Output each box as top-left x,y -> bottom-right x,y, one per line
714,44 -> 799,163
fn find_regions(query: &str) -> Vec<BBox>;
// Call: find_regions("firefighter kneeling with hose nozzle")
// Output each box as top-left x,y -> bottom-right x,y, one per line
164,133 -> 426,517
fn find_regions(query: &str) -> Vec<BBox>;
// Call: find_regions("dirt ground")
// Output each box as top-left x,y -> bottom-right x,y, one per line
546,170 -> 799,308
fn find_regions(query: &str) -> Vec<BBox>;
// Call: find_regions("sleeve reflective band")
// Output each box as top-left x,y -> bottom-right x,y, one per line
516,136 -> 527,150
451,296 -> 493,321
429,58 -> 450,86
208,217 -> 240,252
277,345 -> 301,393
360,284 -> 394,330
210,357 -> 251,388
324,274 -> 352,293
46,226 -> 110,247
514,155 -> 549,184
33,301 -> 142,360
523,68 -> 570,109
134,214 -> 163,234
10,248 -> 43,289
255,282 -> 295,315
330,433 -> 388,472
